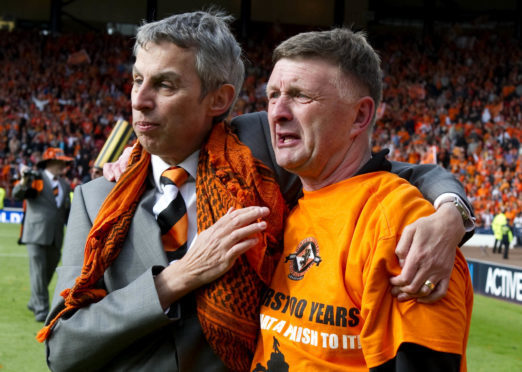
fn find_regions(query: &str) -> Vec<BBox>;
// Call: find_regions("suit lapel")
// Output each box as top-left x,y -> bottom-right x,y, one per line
58,178 -> 68,193
41,172 -> 58,205
58,178 -> 70,209
128,189 -> 168,268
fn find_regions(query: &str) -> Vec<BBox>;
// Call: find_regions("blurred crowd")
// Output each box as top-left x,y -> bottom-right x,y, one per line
0,30 -> 134,195
0,24 -> 520,232
370,28 -> 521,233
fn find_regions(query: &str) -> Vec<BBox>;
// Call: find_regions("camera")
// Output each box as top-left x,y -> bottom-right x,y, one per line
23,169 -> 41,179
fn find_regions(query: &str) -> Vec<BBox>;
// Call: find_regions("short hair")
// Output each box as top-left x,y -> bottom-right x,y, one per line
134,10 -> 244,121
273,28 -> 382,108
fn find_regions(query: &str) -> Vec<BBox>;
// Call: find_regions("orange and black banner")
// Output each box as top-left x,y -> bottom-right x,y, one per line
94,119 -> 133,169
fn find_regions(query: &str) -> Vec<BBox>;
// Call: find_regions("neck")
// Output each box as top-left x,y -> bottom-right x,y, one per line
299,142 -> 372,191
45,166 -> 60,178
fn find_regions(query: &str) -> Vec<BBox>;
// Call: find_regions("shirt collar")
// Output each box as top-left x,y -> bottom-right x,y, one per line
44,169 -> 58,182
151,151 -> 199,191
354,149 -> 392,176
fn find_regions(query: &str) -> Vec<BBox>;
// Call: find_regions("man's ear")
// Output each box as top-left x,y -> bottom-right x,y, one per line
207,84 -> 235,118
350,96 -> 375,137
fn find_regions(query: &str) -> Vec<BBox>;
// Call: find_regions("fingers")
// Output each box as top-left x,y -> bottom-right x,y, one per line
395,224 -> 414,267
389,255 -> 419,288
392,281 -> 432,302
216,206 -> 269,233
217,208 -> 268,257
224,220 -> 266,249
392,277 -> 448,303
390,210 -> 457,303
191,206 -> 270,259
395,291 -> 414,302
122,146 -> 133,161
102,146 -> 132,182
117,147 -> 132,181
178,206 -> 270,288
417,278 -> 449,303
102,162 -> 116,181
226,237 -> 260,260
391,261 -> 436,296
400,264 -> 433,294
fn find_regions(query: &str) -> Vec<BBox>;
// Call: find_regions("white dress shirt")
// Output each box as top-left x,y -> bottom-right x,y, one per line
45,169 -> 63,207
151,152 -> 199,258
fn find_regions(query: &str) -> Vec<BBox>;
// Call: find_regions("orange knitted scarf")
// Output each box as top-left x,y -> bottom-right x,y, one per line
37,122 -> 286,371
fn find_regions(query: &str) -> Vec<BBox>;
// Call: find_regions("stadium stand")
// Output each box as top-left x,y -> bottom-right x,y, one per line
0,23 -> 520,233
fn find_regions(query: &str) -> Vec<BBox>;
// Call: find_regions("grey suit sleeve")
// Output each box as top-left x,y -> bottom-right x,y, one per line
389,160 -> 473,213
46,184 -> 172,371
12,182 -> 37,200
390,161 -> 475,245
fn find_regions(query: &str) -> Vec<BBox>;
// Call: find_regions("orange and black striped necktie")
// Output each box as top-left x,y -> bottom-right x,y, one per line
52,177 -> 60,205
156,167 -> 189,261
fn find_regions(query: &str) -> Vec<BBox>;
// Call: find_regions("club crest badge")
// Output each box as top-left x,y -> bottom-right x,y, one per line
284,237 -> 322,280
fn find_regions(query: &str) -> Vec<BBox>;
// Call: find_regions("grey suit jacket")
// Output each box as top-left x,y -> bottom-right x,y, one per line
47,111 -> 472,371
13,171 -> 70,246
46,176 -> 226,372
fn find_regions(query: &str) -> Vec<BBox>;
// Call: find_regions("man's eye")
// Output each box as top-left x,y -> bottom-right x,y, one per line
295,93 -> 311,103
158,82 -> 176,91
133,77 -> 143,86
268,91 -> 280,99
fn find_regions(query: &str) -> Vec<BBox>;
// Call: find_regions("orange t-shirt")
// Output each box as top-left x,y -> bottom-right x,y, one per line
251,172 -> 473,371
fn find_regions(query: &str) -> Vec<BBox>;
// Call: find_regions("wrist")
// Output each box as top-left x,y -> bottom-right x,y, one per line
435,194 -> 475,231
154,261 -> 196,310
437,203 -> 467,245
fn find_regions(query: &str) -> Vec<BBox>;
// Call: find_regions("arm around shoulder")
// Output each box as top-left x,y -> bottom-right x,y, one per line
390,160 -> 471,210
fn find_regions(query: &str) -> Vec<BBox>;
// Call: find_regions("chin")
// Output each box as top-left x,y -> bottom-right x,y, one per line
276,158 -> 300,174
137,134 -> 157,148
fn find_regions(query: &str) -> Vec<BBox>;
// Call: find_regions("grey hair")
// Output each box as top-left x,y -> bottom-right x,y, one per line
273,28 -> 383,110
134,10 -> 244,122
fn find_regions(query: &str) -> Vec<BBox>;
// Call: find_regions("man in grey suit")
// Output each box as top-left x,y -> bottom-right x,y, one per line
13,147 -> 72,322
43,10 -> 473,372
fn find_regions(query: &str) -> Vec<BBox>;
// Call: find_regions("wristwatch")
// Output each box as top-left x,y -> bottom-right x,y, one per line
452,196 -> 473,226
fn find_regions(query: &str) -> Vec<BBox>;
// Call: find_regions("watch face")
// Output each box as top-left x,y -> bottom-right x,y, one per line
454,199 -> 470,222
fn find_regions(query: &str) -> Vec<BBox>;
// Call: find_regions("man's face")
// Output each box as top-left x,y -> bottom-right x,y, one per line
46,160 -> 68,177
267,57 -> 361,181
132,42 -> 215,165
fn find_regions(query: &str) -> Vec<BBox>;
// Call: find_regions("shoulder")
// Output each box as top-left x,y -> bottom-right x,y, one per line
230,111 -> 268,131
230,112 -> 270,145
360,172 -> 434,235
369,172 -> 420,199
74,177 -> 115,217
78,177 -> 115,197
229,111 -> 275,168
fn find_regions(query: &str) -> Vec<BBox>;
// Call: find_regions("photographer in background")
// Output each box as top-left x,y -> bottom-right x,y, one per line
13,148 -> 72,322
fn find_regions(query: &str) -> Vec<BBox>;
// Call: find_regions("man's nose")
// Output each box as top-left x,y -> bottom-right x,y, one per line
269,95 -> 293,123
131,84 -> 154,111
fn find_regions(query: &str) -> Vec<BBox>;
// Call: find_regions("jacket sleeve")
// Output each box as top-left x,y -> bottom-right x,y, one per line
391,161 -> 475,245
389,161 -> 472,211
45,184 -> 173,371
12,182 -> 38,200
